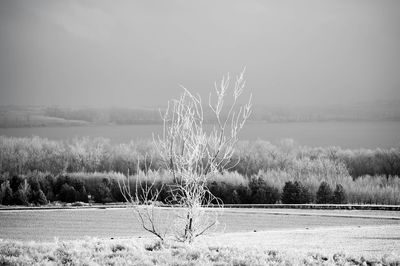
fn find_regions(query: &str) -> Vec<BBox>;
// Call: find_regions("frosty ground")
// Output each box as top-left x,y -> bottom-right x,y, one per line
1,208 -> 399,259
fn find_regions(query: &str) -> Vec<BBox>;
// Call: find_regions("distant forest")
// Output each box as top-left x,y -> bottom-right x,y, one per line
1,100 -> 400,127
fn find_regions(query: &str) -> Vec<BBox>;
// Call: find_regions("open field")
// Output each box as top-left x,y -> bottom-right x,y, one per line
1,208 -> 399,242
200,225 -> 400,257
0,208 -> 400,265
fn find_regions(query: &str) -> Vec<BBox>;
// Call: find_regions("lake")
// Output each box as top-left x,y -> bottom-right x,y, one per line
0,121 -> 399,149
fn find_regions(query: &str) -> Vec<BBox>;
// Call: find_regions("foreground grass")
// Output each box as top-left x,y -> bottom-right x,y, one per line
1,238 -> 399,266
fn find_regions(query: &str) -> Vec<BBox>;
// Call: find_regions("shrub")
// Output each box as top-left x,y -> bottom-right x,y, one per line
14,180 -> 31,205
0,182 -> 4,204
68,178 -> 88,203
93,178 -> 113,203
298,182 -> 313,203
27,175 -> 41,192
110,179 -> 125,202
316,181 -> 333,204
281,181 -> 297,204
30,189 -> 48,205
248,177 -> 280,204
235,184 -> 252,204
14,189 -> 30,205
1,181 -> 13,205
39,174 -> 56,202
23,174 -> 47,205
10,175 -> 24,193
208,181 -> 237,204
58,184 -> 76,203
231,190 -> 241,204
67,172 -> 126,198
53,175 -> 88,203
207,171 -> 248,204
53,175 -> 68,196
281,181 -> 312,204
76,186 -> 89,203
333,184 -> 347,204
155,181 -> 171,203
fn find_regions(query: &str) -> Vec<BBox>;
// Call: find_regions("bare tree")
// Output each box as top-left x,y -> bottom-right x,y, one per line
155,69 -> 252,243
120,70 -> 251,243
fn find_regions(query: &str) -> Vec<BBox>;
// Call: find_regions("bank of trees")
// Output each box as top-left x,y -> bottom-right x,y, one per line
1,137 -> 399,179
0,137 -> 399,206
1,169 -> 399,206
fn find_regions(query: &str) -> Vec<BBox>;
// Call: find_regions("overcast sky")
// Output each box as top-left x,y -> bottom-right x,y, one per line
0,0 -> 399,108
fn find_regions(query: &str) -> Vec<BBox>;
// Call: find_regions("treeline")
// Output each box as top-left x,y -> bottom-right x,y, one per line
1,136 -> 399,205
1,170 -> 399,206
1,136 -> 399,179
0,172 -> 122,206
231,140 -> 400,179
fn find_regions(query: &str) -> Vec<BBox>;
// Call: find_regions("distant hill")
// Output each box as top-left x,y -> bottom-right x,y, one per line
0,106 -> 89,128
1,100 -> 399,128
43,106 -> 161,125
250,100 -> 400,122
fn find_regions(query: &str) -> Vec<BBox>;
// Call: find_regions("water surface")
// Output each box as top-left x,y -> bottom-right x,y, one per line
0,121 -> 399,149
